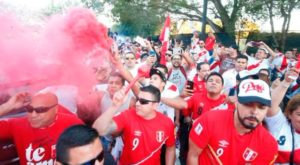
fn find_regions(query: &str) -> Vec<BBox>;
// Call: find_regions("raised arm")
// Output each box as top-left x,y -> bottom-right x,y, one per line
0,92 -> 31,116
110,48 -> 141,98
268,68 -> 299,117
182,50 -> 194,66
93,88 -> 127,136
259,42 -> 276,60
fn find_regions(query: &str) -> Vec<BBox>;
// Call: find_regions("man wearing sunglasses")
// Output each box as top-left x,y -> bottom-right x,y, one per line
0,92 -> 82,165
56,125 -> 116,165
93,85 -> 175,165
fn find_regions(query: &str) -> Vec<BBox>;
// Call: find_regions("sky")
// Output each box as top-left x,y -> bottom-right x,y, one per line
2,0 -> 300,32
2,0 -> 115,28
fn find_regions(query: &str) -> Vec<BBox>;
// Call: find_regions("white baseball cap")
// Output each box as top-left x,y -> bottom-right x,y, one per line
238,79 -> 271,106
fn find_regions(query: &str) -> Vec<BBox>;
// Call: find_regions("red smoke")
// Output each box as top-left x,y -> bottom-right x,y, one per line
0,7 -> 113,96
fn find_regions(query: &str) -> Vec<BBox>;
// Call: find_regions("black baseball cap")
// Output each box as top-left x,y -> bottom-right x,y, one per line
149,68 -> 167,82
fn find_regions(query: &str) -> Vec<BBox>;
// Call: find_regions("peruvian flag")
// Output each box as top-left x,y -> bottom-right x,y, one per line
159,15 -> 171,65
272,53 -> 288,73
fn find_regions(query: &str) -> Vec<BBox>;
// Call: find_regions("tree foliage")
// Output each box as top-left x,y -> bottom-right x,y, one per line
109,0 -> 164,37
246,0 -> 300,50
106,0 -> 264,40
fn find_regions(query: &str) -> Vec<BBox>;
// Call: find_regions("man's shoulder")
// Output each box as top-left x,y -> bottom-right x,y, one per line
255,125 -> 277,143
4,116 -> 28,127
57,112 -> 82,124
155,111 -> 174,125
203,110 -> 233,121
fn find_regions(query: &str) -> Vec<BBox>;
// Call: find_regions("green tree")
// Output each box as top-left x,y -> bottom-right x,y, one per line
42,0 -> 104,16
107,0 -> 259,41
109,0 -> 164,37
247,0 -> 300,51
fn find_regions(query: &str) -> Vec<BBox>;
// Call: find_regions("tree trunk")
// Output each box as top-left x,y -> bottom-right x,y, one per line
267,0 -> 279,47
222,18 -> 237,44
280,0 -> 294,52
280,15 -> 287,51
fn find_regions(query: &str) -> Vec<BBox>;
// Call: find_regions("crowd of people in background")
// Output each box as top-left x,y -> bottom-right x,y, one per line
1,28 -> 300,165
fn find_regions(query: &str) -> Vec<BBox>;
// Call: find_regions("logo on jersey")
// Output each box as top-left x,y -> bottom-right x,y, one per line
134,130 -> 142,136
218,140 -> 229,148
156,131 -> 165,142
243,148 -> 258,161
194,123 -> 203,135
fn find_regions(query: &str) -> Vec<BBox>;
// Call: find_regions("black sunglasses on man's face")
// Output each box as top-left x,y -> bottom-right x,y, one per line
62,150 -> 104,165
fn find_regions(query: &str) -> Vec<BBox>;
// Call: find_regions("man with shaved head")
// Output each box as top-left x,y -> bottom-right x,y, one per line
0,92 -> 82,165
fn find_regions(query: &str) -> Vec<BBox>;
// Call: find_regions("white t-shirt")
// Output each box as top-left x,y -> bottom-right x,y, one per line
158,81 -> 179,121
265,110 -> 300,164
222,69 -> 238,94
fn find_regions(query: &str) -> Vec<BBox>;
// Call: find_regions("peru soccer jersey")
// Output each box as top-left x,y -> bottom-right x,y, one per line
183,92 -> 227,120
190,110 -> 278,164
265,110 -> 300,164
0,109 -> 82,165
113,108 -> 175,165
192,75 -> 207,94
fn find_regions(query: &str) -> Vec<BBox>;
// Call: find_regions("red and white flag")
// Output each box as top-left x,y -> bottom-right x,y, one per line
159,15 -> 170,65
272,53 -> 288,73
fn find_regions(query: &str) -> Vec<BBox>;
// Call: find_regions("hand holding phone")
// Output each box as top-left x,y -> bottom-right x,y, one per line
187,80 -> 194,90
251,41 -> 261,47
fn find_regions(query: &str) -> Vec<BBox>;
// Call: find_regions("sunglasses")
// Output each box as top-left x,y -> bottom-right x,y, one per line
125,57 -> 135,60
62,150 -> 104,165
166,54 -> 172,57
137,98 -> 158,105
25,104 -> 57,113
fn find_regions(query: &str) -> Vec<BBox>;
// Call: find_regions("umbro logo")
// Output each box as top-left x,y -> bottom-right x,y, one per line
218,140 -> 229,148
134,130 -> 142,136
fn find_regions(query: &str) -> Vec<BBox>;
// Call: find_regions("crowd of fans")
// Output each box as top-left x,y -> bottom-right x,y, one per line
1,29 -> 300,165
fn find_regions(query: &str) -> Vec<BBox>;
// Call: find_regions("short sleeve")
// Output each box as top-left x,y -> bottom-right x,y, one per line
165,122 -> 176,147
0,120 -> 13,140
189,114 -> 210,149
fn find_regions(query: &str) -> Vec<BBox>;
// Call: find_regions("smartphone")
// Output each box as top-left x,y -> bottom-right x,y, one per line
228,88 -> 236,96
187,80 -> 194,90
251,41 -> 261,47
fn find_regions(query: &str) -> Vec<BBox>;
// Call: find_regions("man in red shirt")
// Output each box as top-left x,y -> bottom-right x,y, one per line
93,85 -> 175,165
162,72 -> 228,120
184,72 -> 227,120
187,62 -> 211,94
205,31 -> 216,55
0,92 -> 82,165
188,79 -> 278,164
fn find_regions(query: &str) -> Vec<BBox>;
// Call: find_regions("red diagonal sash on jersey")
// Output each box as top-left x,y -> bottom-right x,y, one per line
131,137 -> 169,165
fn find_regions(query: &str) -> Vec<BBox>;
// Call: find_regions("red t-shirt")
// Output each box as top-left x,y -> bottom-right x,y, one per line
183,93 -> 227,120
0,109 -> 82,165
193,74 -> 206,94
205,36 -> 215,51
113,108 -> 175,165
190,110 -> 278,164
